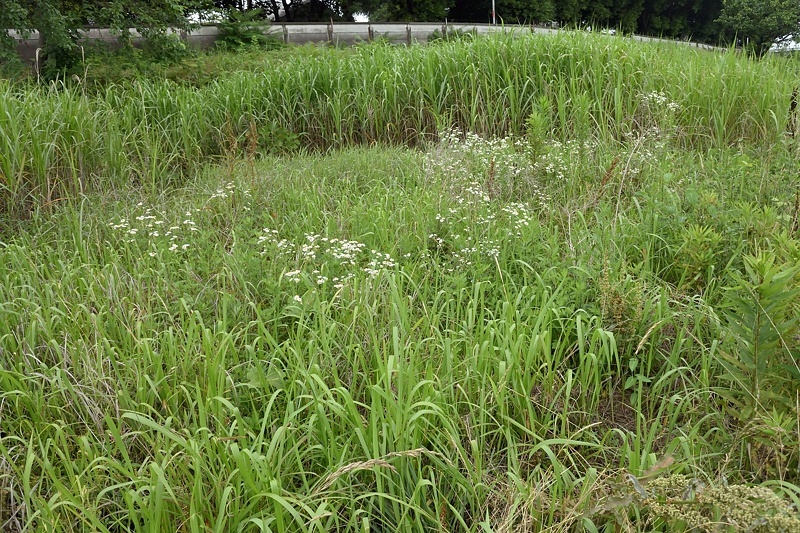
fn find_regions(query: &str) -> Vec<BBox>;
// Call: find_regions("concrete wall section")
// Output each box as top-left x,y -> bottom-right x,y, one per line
8,23 -> 718,61
186,26 -> 221,49
8,30 -> 39,61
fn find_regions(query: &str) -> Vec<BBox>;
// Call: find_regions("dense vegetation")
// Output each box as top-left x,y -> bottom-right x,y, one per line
3,0 -> 796,76
2,33 -> 800,531
0,32 -> 793,220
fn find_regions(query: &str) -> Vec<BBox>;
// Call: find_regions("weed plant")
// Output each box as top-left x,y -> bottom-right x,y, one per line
215,9 -> 283,52
2,31 -> 800,532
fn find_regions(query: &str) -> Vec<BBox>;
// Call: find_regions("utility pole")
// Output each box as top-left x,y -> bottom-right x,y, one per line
492,0 -> 496,25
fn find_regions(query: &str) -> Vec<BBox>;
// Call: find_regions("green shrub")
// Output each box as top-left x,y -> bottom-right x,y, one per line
719,252 -> 800,417
215,9 -> 282,51
427,25 -> 477,43
140,31 -> 194,64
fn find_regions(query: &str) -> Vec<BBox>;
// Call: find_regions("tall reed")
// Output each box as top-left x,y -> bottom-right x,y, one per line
1,32 -> 795,220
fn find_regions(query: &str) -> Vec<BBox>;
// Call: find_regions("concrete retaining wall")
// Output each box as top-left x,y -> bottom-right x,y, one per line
8,22 -> 716,63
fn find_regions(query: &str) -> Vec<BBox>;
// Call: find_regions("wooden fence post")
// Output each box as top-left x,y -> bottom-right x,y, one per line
406,24 -> 412,45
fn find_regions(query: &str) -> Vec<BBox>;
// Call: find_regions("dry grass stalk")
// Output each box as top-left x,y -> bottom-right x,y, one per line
314,448 -> 430,494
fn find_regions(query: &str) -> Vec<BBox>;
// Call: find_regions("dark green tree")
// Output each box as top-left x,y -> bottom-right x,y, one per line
357,0 -> 454,21
458,0 -> 554,25
553,0 -> 645,32
1,1 -> 83,76
637,0 -> 723,43
612,0 -> 645,31
0,3 -> 27,68
212,0 -> 360,22
447,0 -> 490,23
555,0 -> 584,25
508,0 -> 555,24
716,0 -> 800,56
2,1 -> 207,77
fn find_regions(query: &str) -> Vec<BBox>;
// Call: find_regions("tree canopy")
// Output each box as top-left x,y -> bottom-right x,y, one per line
716,0 -> 800,57
212,0 -> 363,22
2,1 -> 207,76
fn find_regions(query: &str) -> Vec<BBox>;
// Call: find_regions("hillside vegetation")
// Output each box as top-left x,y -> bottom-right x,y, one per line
1,33 -> 800,531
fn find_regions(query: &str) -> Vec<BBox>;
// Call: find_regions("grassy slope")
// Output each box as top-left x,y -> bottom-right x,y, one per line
2,32 -> 799,220
2,35 -> 800,532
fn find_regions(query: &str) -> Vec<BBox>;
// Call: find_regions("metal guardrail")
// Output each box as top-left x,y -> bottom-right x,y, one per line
9,22 -> 719,61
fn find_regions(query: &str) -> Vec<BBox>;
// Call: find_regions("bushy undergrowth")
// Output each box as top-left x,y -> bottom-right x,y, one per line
215,9 -> 283,52
2,118 -> 800,530
2,32 -> 799,222
80,44 -> 302,90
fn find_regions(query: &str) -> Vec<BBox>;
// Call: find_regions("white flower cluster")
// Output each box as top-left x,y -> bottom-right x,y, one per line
208,181 -> 236,201
204,181 -> 252,212
260,230 -> 396,290
534,138 -> 597,183
423,129 -> 548,271
108,202 -> 197,255
501,202 -> 536,237
641,91 -> 681,113
428,128 -> 550,210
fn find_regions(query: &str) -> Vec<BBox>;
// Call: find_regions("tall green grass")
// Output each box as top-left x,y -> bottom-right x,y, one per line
2,127 -> 800,530
1,32 -> 797,220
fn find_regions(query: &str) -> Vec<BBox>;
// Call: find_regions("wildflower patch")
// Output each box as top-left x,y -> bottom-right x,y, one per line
107,202 -> 199,259
260,231 -> 397,291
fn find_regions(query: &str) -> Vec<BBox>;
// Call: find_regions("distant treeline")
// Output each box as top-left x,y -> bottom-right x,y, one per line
215,0 -> 726,43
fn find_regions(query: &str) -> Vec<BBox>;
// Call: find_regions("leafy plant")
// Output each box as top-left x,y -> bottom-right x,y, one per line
719,252 -> 800,417
675,224 -> 722,290
216,9 -> 281,51
427,26 -> 477,43
2,0 -> 206,78
525,96 -> 553,161
645,474 -> 800,531
586,466 -> 800,532
258,122 -> 301,154
140,31 -> 194,64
